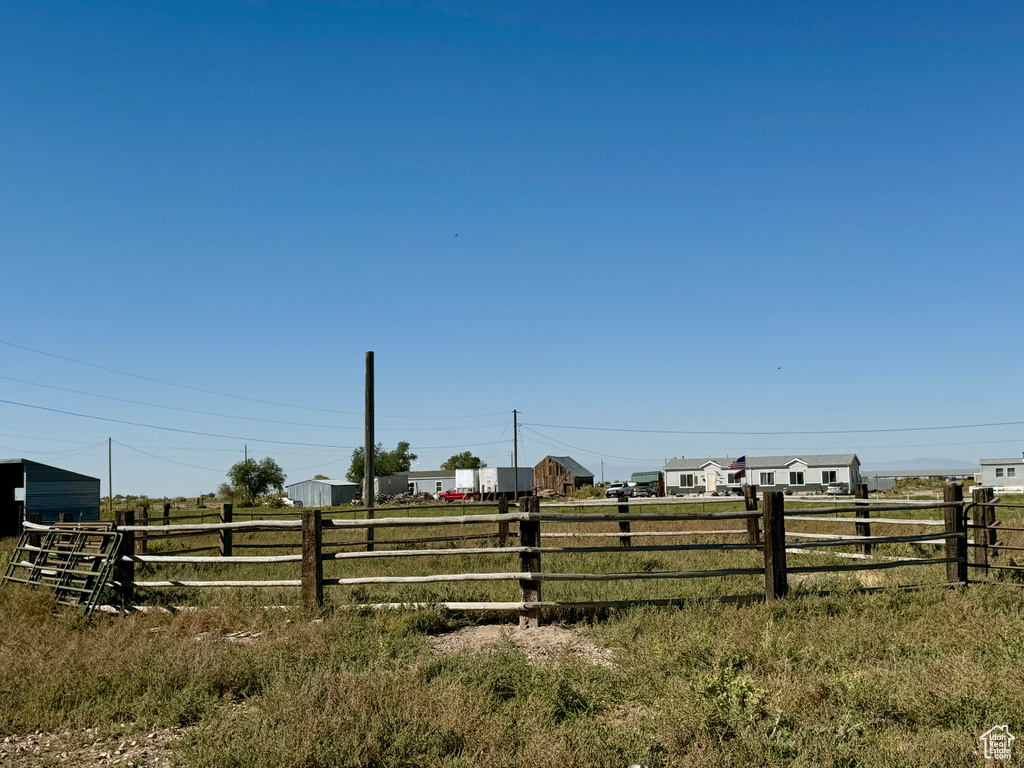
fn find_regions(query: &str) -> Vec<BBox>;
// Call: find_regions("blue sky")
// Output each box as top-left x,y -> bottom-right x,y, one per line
1,1 -> 1022,495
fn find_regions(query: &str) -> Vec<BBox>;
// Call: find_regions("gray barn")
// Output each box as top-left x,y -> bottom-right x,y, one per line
285,478 -> 360,507
0,459 -> 101,537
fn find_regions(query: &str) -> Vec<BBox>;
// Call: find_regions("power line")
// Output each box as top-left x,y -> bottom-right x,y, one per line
0,339 -> 509,420
520,426 -> 660,463
0,397 -> 360,449
114,441 -> 228,473
523,418 -> 1024,437
0,374 -> 503,432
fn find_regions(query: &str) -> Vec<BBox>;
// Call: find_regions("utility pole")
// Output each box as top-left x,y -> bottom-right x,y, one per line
513,409 -> 519,501
601,459 -> 604,483
108,437 -> 113,517
244,445 -> 248,462
364,351 -> 375,551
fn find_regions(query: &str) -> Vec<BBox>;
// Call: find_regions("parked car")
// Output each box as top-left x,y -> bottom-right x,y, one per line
438,488 -> 481,502
630,483 -> 657,498
825,482 -> 849,495
282,498 -> 303,507
605,482 -> 631,498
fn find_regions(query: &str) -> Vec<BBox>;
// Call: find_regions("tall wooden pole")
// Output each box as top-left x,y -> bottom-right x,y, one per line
364,351 -> 375,552
513,409 -> 519,501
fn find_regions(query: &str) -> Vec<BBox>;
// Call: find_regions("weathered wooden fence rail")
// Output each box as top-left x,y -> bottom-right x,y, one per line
74,485 -> 975,626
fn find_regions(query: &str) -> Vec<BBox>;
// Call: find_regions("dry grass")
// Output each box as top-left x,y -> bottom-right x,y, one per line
1,495 -> 1022,766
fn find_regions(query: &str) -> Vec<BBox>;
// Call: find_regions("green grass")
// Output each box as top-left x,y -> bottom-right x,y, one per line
2,496 -> 1022,765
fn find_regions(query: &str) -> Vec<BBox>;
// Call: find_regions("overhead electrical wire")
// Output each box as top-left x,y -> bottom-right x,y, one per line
115,441 -> 228,473
523,419 -> 1024,437
0,375 -> 503,431
520,426 -> 660,463
0,339 -> 508,420
0,397 -> 360,449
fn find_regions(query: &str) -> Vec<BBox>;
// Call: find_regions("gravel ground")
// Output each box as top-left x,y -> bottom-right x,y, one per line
0,726 -> 182,768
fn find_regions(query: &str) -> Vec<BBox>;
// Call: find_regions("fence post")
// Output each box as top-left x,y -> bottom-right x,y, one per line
944,483 -> 967,585
618,499 -> 631,548
137,505 -> 149,554
114,508 -> 135,607
220,503 -> 233,557
498,496 -> 509,545
743,485 -> 760,544
301,509 -> 323,612
854,483 -> 870,555
162,502 -> 171,526
983,486 -> 998,558
518,496 -> 542,628
971,486 -> 993,575
26,513 -> 42,564
763,491 -> 787,601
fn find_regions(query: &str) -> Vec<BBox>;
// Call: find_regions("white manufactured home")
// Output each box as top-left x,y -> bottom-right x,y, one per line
979,457 -> 1024,492
663,454 -> 861,496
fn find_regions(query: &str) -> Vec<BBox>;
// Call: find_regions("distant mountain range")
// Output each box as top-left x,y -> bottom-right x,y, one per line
862,458 -> 980,471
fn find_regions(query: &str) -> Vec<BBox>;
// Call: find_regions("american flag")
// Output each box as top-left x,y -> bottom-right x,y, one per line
728,456 -> 746,479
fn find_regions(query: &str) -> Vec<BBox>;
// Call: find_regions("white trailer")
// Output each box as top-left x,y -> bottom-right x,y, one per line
479,467 -> 533,498
454,468 -> 481,492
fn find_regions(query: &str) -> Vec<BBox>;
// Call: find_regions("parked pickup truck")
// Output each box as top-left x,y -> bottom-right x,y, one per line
605,482 -> 631,498
437,488 -> 481,502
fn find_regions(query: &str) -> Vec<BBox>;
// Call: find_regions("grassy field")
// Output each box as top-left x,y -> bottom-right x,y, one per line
2,495 -> 1023,766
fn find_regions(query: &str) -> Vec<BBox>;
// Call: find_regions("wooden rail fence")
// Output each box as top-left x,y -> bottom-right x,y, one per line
58,485 -> 978,625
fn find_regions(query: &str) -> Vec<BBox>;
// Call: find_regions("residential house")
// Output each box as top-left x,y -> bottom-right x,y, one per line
663,454 -> 861,495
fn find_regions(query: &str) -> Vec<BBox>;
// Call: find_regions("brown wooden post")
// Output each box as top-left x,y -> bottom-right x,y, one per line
518,496 -> 542,628
743,485 -> 760,544
854,483 -> 870,555
763,491 -> 787,601
497,496 -> 509,545
114,508 -> 135,607
971,486 -> 992,575
301,509 -> 323,612
617,499 -> 631,548
162,501 -> 171,526
944,483 -> 967,585
136,505 -> 149,554
220,503 -> 233,557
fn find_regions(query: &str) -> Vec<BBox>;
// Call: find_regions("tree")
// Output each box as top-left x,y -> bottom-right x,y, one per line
441,452 -> 486,470
313,474 -> 330,480
227,457 -> 286,506
346,441 -> 418,484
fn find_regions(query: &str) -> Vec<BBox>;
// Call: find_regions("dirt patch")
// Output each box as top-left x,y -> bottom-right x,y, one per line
0,726 -> 182,767
430,624 -> 614,667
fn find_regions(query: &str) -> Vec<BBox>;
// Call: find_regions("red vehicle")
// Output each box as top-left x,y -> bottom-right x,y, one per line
437,487 -> 481,502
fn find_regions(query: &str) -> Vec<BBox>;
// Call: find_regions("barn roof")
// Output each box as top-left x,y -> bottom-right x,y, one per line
545,456 -> 594,478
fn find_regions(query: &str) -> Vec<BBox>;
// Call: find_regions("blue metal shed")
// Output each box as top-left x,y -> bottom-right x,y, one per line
1,459 -> 101,537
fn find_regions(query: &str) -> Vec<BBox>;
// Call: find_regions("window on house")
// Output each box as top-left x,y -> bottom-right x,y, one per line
996,468 -> 1004,478
760,472 -> 775,485
680,473 -> 697,486
1009,468 -> 1016,478
435,481 -> 443,493
728,473 -> 742,484
789,471 -> 804,485
822,470 -> 837,484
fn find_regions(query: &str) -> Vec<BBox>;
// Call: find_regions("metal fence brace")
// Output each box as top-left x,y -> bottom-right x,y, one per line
1,523 -> 122,614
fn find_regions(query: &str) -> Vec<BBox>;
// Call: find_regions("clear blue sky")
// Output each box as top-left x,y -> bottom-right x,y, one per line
1,1 -> 1022,495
